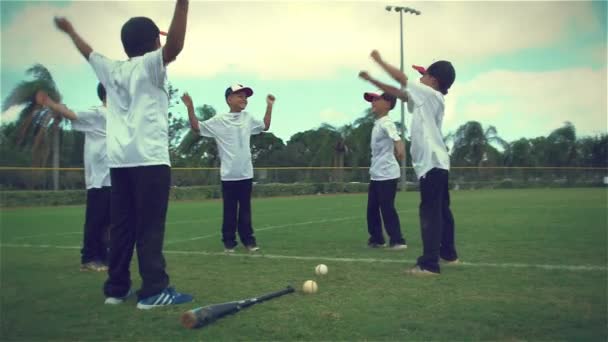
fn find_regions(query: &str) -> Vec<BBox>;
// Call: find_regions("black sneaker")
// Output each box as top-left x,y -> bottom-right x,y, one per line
367,242 -> 386,248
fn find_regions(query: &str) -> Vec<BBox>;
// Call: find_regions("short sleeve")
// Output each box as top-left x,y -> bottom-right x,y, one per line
382,120 -> 401,141
250,116 -> 265,135
199,117 -> 220,138
88,52 -> 113,88
70,108 -> 100,132
405,82 -> 435,113
141,49 -> 166,88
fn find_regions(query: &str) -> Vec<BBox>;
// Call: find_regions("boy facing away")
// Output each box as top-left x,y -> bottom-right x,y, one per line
54,0 -> 194,308
360,50 -> 459,275
181,85 -> 274,253
36,84 -> 111,273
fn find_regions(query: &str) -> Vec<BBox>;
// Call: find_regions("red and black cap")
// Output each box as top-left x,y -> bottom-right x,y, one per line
412,61 -> 456,93
364,92 -> 397,110
225,84 -> 254,98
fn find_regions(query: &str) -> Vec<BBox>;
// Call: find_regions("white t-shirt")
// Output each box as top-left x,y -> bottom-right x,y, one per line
370,116 -> 401,181
71,106 -> 111,189
198,111 -> 265,181
405,82 -> 450,179
88,49 -> 170,168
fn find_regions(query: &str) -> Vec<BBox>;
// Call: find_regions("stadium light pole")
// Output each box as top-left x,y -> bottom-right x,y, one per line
385,5 -> 420,191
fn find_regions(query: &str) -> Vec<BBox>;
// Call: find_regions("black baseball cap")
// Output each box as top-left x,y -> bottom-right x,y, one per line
412,61 -> 456,94
225,84 -> 254,98
364,92 -> 397,110
121,17 -> 163,57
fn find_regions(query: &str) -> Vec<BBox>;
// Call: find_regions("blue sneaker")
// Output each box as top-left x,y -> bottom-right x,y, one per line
136,287 -> 193,310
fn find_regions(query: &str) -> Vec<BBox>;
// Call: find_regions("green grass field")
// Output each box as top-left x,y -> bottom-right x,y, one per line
1,188 -> 606,341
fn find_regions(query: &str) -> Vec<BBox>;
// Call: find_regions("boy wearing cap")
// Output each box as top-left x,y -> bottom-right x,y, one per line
359,50 -> 459,276
36,84 -> 111,273
362,92 -> 407,250
181,86 -> 275,253
54,0 -> 193,308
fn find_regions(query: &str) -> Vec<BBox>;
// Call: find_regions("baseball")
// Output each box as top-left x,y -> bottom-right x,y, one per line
315,264 -> 328,275
302,280 -> 318,294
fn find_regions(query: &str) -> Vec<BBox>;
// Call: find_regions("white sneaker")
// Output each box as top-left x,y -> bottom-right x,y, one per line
246,245 -> 260,252
104,289 -> 132,305
406,265 -> 439,276
389,244 -> 408,250
224,248 -> 235,253
441,258 -> 461,265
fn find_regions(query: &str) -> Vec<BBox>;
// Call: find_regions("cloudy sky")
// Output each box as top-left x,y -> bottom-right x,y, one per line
1,0 -> 606,143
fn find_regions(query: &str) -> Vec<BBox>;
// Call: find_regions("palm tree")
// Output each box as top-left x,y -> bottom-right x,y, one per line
2,64 -> 63,189
445,121 -> 509,167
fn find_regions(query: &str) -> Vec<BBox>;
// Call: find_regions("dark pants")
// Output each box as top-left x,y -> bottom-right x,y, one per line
367,178 -> 406,245
417,168 -> 458,273
103,165 -> 170,300
81,187 -> 111,264
221,179 -> 256,248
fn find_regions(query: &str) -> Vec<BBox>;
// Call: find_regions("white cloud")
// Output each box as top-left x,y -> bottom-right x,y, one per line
444,67 -> 608,139
1,1 -> 602,79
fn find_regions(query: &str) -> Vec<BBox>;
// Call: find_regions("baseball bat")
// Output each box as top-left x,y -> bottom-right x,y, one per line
181,285 -> 295,329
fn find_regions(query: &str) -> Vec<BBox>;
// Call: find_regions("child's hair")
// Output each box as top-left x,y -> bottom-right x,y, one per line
97,83 -> 106,102
120,17 -> 161,58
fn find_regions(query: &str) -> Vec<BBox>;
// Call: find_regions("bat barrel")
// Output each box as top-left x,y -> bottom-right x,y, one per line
181,309 -> 202,329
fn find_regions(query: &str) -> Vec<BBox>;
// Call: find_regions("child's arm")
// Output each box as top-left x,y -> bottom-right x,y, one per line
35,91 -> 78,120
163,0 -> 189,65
54,17 -> 93,60
180,92 -> 200,133
370,50 -> 408,87
394,140 -> 405,161
263,94 -> 275,131
359,71 -> 408,101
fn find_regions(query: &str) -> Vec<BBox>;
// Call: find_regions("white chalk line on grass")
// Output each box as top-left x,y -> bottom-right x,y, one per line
166,216 -> 359,245
10,232 -> 82,240
4,213 -> 371,244
166,203 -> 366,226
5,208 -> 373,242
1,243 -> 606,272
165,209 -> 415,246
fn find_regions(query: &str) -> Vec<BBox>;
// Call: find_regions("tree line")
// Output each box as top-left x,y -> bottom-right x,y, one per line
2,64 -> 606,171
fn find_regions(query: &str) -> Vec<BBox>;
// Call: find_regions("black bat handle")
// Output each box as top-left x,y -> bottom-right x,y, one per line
254,285 -> 295,302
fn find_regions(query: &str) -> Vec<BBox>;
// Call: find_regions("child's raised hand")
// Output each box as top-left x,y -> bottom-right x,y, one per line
181,92 -> 193,107
358,71 -> 371,81
266,94 -> 276,106
370,50 -> 382,62
54,17 -> 74,33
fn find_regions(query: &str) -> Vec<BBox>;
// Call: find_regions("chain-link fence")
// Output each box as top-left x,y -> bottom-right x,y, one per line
1,167 -> 606,191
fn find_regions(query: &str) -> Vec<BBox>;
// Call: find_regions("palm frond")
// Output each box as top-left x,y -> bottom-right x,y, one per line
3,64 -> 61,111
176,130 -> 202,154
